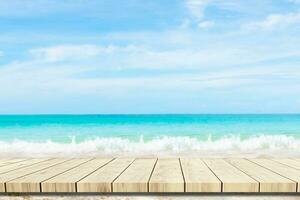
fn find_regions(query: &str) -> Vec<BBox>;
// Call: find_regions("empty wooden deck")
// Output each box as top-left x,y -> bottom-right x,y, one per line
0,158 -> 300,193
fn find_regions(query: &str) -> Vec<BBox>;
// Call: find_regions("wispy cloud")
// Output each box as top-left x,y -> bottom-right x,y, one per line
1,57 -> 298,95
23,44 -> 250,70
22,33 -> 300,70
1,41 -> 300,113
198,20 -> 214,28
29,45 -> 141,62
1,0 -> 300,113
184,0 -> 215,29
185,0 -> 210,19
243,12 -> 300,31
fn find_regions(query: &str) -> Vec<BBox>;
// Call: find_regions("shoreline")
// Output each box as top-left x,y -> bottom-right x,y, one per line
1,134 -> 300,158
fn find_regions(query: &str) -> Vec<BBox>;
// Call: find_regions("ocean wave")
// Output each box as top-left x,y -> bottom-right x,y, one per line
1,135 -> 300,157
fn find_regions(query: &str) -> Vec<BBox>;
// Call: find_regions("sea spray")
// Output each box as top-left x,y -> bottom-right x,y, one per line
0,134 -> 300,157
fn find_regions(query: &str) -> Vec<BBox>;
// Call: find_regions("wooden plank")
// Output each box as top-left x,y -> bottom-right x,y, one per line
77,158 -> 134,192
0,157 -> 299,194
0,159 -> 28,167
0,159 -> 48,174
149,158 -> 184,192
6,159 -> 90,192
113,158 -> 157,192
180,158 -> 221,192
42,158 -> 113,192
272,159 -> 300,170
227,158 -> 296,192
0,159 -> 10,165
249,159 -> 300,192
203,159 -> 258,192
0,158 -> 68,192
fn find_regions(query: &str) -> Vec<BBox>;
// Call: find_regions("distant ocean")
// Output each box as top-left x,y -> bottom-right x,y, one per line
0,114 -> 300,157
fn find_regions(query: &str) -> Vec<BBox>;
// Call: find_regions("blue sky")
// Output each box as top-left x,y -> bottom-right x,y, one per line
0,0 -> 300,114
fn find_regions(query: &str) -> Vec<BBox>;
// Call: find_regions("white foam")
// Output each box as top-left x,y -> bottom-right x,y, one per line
1,135 -> 300,158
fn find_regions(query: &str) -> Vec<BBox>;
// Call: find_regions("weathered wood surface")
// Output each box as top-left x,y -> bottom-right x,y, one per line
203,159 -> 258,192
0,158 -> 69,192
0,159 -> 48,175
149,158 -> 184,192
113,158 -> 157,192
250,159 -> 300,192
180,158 -> 221,192
0,158 -> 298,193
77,158 -> 134,192
0,159 -> 28,167
227,158 -> 296,192
42,158 -> 113,192
6,159 -> 90,192
272,158 -> 300,170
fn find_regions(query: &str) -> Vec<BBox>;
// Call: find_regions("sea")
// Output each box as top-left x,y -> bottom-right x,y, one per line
0,114 -> 300,157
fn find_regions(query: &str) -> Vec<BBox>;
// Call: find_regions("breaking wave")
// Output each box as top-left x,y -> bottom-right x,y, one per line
1,135 -> 300,158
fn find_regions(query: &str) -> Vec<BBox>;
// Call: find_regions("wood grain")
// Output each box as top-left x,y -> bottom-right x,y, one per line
42,158 -> 113,192
0,158 -> 69,192
113,158 -> 157,192
77,158 -> 134,192
203,159 -> 258,192
181,158 -> 221,192
6,159 -> 90,192
227,158 -> 296,192
149,158 -> 184,192
250,159 -> 300,192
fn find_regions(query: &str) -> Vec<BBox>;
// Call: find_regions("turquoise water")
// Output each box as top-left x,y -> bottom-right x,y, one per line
1,114 -> 300,141
1,114 -> 300,156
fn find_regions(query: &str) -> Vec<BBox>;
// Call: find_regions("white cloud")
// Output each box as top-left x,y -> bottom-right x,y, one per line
9,36 -> 298,76
198,20 -> 214,28
184,0 -> 215,29
185,0 -> 243,18
1,41 -> 300,113
29,44 -> 140,62
0,58 -> 299,100
184,0 -> 245,29
29,45 -> 101,62
244,12 -> 300,31
185,0 -> 210,19
24,44 -> 255,70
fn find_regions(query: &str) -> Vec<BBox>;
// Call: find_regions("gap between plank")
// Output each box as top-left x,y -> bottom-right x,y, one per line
74,158 -> 116,192
39,158 -> 94,193
202,159 -> 223,193
178,158 -> 186,192
0,159 -> 30,169
271,159 -> 300,171
147,158 -> 158,192
245,158 -> 298,192
41,158 -> 94,183
4,158 -> 73,193
0,158 -> 53,175
224,159 -> 261,192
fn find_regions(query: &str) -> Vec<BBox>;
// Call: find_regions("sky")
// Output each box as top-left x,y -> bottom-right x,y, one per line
0,0 -> 300,114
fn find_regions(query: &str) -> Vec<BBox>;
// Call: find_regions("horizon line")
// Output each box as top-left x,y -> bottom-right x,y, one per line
1,113 -> 300,115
